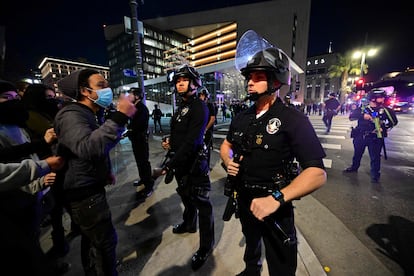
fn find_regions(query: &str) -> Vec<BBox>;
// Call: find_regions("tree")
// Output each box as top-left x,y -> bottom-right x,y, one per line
328,52 -> 365,103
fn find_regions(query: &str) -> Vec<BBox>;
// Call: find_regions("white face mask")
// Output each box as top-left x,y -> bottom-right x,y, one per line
86,87 -> 114,108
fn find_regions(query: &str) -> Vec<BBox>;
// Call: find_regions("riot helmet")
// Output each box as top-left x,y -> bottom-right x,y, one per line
129,87 -> 144,100
172,64 -> 202,96
197,86 -> 210,99
235,30 -> 290,101
240,48 -> 290,86
367,89 -> 386,101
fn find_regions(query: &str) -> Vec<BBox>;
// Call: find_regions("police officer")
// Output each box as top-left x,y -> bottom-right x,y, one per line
126,88 -> 154,198
322,92 -> 341,133
198,86 -> 216,170
344,89 -> 398,183
220,31 -> 327,276
283,94 -> 294,108
161,64 -> 214,271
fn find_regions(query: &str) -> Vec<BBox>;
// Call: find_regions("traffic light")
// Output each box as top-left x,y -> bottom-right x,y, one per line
355,78 -> 365,91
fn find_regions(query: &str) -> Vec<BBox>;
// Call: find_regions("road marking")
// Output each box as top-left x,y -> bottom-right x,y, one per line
317,134 -> 346,139
323,159 -> 332,168
321,143 -> 341,150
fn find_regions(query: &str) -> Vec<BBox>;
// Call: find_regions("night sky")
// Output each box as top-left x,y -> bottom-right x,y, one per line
1,0 -> 413,82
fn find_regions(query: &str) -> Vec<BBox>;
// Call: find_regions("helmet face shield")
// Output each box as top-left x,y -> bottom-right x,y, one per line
235,30 -> 291,86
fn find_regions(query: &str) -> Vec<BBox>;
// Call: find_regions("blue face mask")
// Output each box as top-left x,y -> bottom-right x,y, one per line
87,87 -> 113,108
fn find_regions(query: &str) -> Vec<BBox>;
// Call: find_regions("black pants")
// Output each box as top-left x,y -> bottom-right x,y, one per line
322,111 -> 335,132
130,135 -> 154,189
175,173 -> 215,251
204,130 -> 213,168
351,134 -> 382,180
153,118 -> 163,132
69,192 -> 118,276
238,193 -> 297,276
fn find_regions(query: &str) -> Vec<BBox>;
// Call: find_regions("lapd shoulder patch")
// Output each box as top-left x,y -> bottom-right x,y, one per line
266,117 -> 281,134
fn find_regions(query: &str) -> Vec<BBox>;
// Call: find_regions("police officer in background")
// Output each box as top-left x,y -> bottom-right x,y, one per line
283,94 -> 294,108
161,65 -> 215,271
126,88 -> 154,198
198,86 -> 216,169
344,89 -> 398,183
220,30 -> 327,276
322,92 -> 341,133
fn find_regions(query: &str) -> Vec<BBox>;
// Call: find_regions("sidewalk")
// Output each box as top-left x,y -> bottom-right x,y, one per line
40,133 -> 327,275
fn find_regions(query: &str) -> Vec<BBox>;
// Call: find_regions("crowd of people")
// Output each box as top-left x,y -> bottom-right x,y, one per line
1,29 -> 395,276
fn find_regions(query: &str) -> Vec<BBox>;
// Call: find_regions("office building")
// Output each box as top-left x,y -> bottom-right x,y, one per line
38,57 -> 109,93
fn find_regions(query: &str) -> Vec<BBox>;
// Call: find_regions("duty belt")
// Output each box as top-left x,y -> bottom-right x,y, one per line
241,180 -> 276,192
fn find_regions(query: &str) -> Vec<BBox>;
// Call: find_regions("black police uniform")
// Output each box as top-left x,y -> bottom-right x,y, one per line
226,100 -> 326,275
347,104 -> 397,182
204,101 -> 215,167
167,95 -> 215,252
127,100 -> 154,193
322,97 -> 340,132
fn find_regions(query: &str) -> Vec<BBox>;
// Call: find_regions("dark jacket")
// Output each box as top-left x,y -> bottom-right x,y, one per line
54,103 -> 128,200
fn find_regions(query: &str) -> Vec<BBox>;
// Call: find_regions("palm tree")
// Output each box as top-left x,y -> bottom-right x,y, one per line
328,52 -> 366,103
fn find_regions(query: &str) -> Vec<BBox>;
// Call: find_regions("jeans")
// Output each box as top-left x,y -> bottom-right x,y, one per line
69,192 -> 118,276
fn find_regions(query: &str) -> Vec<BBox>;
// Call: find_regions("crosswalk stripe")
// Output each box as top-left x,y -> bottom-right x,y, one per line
321,143 -> 341,150
317,134 -> 346,139
323,159 -> 332,168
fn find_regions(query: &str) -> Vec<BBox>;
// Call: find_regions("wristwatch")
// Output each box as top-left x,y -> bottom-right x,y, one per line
271,190 -> 285,205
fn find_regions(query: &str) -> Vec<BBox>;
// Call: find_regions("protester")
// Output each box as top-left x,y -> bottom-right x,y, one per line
343,89 -> 398,183
0,156 -> 64,191
55,69 -> 136,275
0,80 -> 67,275
160,64 -> 215,271
22,83 -> 71,258
220,30 -> 326,276
127,87 -> 154,198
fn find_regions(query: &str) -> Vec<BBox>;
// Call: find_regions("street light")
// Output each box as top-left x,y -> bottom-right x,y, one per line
352,48 -> 378,78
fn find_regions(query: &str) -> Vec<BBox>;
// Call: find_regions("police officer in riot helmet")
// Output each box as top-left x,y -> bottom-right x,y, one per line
220,30 -> 326,276
344,89 -> 398,183
160,64 -> 215,270
284,94 -> 294,108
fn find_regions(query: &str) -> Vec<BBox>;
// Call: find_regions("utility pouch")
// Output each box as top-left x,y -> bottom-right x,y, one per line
350,127 -> 361,138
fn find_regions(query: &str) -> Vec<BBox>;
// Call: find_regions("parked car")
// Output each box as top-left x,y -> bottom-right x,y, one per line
391,102 -> 413,113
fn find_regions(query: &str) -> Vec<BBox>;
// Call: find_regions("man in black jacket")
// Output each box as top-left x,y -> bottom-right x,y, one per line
55,69 -> 136,276
127,88 -> 154,198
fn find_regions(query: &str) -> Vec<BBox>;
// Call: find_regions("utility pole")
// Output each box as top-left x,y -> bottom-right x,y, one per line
129,0 -> 146,102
